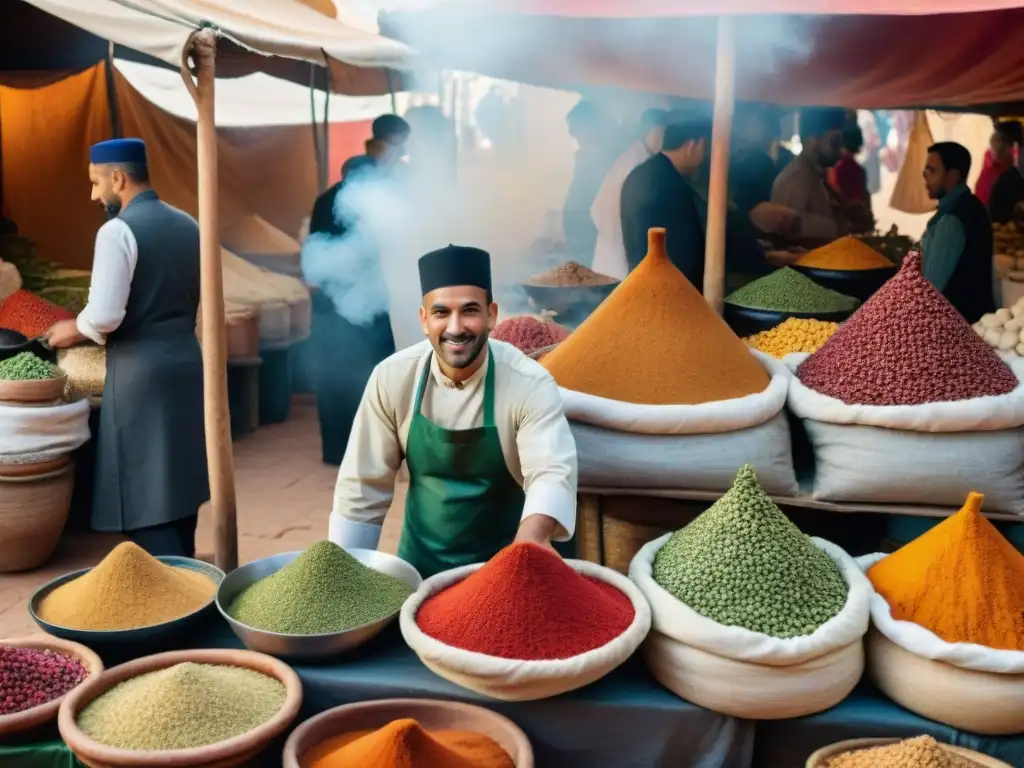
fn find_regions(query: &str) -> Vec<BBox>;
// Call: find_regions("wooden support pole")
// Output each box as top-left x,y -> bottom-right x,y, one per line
702,16 -> 736,314
180,29 -> 238,573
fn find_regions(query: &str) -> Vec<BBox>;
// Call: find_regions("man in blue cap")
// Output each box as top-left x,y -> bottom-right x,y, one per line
45,138 -> 208,558
327,244 -> 578,578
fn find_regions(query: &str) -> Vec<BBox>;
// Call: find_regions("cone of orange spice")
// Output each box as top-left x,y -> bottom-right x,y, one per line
867,492 -> 1024,651
301,719 -> 513,768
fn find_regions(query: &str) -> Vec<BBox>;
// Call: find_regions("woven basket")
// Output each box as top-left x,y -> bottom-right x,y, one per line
0,464 -> 74,572
806,737 -> 1012,767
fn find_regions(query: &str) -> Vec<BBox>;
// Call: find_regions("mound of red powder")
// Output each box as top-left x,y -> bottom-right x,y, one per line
796,251 -> 1018,406
491,316 -> 570,354
415,542 -> 635,660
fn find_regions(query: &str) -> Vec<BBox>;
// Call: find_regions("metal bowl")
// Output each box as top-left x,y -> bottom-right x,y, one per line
216,548 -> 422,661
520,282 -> 617,316
28,557 -> 224,648
791,264 -> 898,303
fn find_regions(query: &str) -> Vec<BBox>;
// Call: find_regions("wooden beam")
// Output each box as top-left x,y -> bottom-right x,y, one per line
180,29 -> 238,573
702,16 -> 736,314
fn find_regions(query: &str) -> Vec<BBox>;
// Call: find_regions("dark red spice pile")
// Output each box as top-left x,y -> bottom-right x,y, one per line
797,251 -> 1018,405
416,542 -> 635,660
0,290 -> 74,338
491,316 -> 570,355
0,645 -> 88,715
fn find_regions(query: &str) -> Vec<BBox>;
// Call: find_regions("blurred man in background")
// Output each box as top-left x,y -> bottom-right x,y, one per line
987,121 -> 1024,224
563,100 -> 616,261
620,115 -> 709,287
921,141 -> 995,324
589,108 -> 669,279
771,107 -> 846,242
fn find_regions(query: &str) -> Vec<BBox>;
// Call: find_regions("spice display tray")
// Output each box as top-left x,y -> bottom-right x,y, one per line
0,373 -> 67,404
28,556 -> 225,647
0,635 -> 103,739
216,548 -> 422,660
58,647 -> 302,768
723,304 -> 854,338
806,737 -> 1012,767
283,698 -> 533,768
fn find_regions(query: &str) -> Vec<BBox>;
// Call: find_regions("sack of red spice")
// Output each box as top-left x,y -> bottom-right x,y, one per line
0,289 -> 74,338
399,543 -> 651,701
786,251 -> 1024,513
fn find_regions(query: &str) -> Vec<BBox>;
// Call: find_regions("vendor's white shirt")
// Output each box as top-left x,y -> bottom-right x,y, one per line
329,339 -> 578,550
590,141 -> 653,280
76,218 -> 138,345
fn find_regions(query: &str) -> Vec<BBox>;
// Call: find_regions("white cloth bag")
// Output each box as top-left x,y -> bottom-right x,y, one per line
0,398 -> 91,464
786,353 -> 1024,513
857,553 -> 1024,734
400,559 -> 652,701
562,351 -> 797,493
630,534 -> 871,718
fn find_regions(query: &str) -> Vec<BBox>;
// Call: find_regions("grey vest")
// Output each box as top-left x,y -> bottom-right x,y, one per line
111,190 -> 200,343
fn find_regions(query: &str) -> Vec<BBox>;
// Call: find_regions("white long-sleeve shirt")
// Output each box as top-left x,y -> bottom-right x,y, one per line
590,141 -> 654,279
329,339 -> 578,550
76,218 -> 138,345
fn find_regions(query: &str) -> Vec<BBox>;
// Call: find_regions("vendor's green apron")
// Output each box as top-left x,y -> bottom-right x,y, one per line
398,347 -> 525,579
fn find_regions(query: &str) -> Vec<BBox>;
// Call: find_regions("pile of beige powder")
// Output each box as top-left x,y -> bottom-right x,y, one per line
825,736 -> 976,768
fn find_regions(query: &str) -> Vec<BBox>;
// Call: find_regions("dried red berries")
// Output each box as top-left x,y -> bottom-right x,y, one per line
0,290 -> 74,338
797,252 -> 1018,406
0,645 -> 88,715
492,316 -> 570,355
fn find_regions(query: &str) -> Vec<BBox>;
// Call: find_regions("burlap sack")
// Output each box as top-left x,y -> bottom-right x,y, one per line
630,535 -> 870,718
400,559 -> 651,701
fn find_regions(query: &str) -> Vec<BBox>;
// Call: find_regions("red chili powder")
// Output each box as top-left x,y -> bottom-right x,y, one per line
415,542 -> 635,660
491,316 -> 570,354
797,251 -> 1018,406
0,290 -> 74,338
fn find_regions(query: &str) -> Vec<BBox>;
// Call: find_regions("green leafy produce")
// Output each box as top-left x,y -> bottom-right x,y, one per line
227,540 -> 413,634
725,267 -> 859,314
78,662 -> 285,751
652,464 -> 848,638
0,351 -> 58,381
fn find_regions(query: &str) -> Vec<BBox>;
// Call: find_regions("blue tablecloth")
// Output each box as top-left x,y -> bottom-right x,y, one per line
191,622 -> 1024,768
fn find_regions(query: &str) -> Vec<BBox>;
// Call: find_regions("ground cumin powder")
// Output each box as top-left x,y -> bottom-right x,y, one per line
301,719 -> 513,768
868,492 -> 1024,651
541,228 -> 770,404
794,236 -> 896,270
37,542 -> 215,631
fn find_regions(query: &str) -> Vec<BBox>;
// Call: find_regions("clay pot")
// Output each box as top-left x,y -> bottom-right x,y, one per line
0,455 -> 70,479
806,737 -> 1012,767
59,648 -> 303,768
0,374 -> 67,404
282,698 -> 533,768
0,635 -> 103,738
0,464 -> 73,573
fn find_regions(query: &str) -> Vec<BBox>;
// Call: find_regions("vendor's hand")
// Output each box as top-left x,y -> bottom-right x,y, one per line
514,515 -> 560,554
750,203 -> 798,235
45,319 -> 86,349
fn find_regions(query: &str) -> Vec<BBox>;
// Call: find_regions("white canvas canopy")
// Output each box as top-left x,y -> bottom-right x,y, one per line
23,0 -> 412,93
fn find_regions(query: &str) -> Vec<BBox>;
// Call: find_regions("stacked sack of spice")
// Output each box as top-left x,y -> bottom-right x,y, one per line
857,492 -> 1024,735
220,250 -> 310,347
56,346 -> 106,400
539,227 -> 797,494
629,465 -> 871,718
787,251 -> 1024,513
400,542 -> 651,700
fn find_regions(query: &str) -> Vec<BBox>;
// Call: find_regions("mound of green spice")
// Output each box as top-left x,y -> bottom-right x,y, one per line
227,540 -> 413,634
0,351 -> 57,381
725,268 -> 859,314
652,464 -> 849,638
77,662 -> 285,751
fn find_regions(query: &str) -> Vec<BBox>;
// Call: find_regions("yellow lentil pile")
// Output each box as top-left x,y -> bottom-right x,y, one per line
825,735 -> 974,768
744,318 -> 839,359
37,542 -> 216,631
795,236 -> 896,271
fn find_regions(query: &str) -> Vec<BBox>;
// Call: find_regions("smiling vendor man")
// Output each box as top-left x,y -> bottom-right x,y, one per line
328,245 -> 578,577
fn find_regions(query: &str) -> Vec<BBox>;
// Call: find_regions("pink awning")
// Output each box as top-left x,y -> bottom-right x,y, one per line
474,0 -> 1022,17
